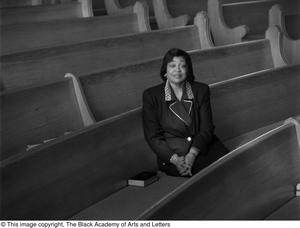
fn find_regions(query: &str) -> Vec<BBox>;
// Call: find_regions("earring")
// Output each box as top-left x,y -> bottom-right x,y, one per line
164,73 -> 167,77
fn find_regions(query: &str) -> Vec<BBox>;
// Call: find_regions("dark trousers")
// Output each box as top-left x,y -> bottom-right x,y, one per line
159,136 -> 229,177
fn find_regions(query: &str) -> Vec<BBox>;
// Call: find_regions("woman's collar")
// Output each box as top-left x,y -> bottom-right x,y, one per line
164,80 -> 194,101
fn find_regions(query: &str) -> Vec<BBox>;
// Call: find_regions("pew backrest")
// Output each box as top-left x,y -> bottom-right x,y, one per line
1,1 -> 150,55
0,77 -> 94,160
1,13 -> 213,91
139,119 -> 300,219
0,108 -> 157,219
0,0 -> 93,26
77,39 -> 273,121
211,64 -> 300,141
222,0 -> 279,35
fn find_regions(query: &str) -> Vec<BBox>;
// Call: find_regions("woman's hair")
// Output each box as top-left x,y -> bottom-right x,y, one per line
160,48 -> 195,82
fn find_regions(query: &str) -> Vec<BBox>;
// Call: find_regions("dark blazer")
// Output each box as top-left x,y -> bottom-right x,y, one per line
142,81 -> 216,167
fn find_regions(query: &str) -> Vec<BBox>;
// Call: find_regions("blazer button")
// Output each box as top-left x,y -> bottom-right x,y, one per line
162,162 -> 166,165
187,137 -> 192,142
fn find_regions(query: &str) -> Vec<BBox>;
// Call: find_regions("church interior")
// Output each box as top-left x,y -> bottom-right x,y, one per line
0,0 -> 300,220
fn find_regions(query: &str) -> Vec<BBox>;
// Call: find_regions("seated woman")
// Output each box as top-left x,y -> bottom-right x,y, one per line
142,48 -> 229,177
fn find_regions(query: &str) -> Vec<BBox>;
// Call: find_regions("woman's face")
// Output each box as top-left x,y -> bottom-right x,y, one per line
166,56 -> 187,85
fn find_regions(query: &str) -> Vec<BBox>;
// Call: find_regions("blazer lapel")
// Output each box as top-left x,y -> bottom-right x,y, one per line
165,81 -> 194,126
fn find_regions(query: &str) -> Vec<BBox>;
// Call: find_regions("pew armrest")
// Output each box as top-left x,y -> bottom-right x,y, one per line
269,5 -> 285,34
194,11 -> 215,49
133,0 -> 151,32
65,73 -> 96,126
265,26 -> 288,67
79,0 -> 93,17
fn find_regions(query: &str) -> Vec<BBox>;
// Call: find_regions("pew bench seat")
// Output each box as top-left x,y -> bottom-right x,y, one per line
265,197 -> 300,220
71,172 -> 186,220
71,118 -> 287,220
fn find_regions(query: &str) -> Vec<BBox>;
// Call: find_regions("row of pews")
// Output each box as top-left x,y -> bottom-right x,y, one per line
98,0 -> 300,42
0,0 -> 300,220
1,0 -> 299,91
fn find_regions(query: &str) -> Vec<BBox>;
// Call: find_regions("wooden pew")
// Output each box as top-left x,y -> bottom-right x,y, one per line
116,0 -> 277,44
110,0 -> 262,29
144,0 -> 248,44
139,118 -> 300,219
266,26 -> 300,66
0,0 -> 93,26
0,108 -> 158,219
74,39 -> 274,121
102,0 -> 157,29
221,0 -> 279,37
209,0 -> 299,45
104,0 -> 189,29
1,39 -> 274,165
0,77 -> 95,160
1,1 -> 150,55
0,13 -> 213,91
1,64 -> 299,219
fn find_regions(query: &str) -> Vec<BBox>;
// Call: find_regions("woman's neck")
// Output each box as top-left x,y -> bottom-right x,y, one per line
169,81 -> 184,91
169,81 -> 185,101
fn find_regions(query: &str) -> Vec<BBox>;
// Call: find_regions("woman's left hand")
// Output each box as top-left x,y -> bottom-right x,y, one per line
184,147 -> 199,171
185,152 -> 196,168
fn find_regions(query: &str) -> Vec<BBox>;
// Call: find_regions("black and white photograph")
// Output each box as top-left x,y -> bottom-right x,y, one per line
0,0 -> 300,223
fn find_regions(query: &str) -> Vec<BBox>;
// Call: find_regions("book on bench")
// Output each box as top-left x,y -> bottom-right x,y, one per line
127,171 -> 159,187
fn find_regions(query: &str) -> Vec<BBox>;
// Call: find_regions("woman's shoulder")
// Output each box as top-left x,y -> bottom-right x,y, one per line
143,83 -> 165,97
190,81 -> 209,93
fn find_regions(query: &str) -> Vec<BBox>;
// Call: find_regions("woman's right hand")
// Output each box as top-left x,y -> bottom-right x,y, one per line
170,154 -> 192,176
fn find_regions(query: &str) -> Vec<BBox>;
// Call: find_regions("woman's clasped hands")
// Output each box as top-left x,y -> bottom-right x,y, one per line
170,148 -> 199,176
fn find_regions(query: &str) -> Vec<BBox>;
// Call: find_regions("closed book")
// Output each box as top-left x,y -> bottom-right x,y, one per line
127,171 -> 159,187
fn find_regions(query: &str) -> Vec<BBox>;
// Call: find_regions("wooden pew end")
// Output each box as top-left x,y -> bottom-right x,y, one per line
279,117 -> 300,198
297,183 -> 300,196
133,0 -> 151,32
265,25 -> 288,67
269,4 -> 284,32
233,24 -> 248,41
64,73 -> 96,126
78,0 -> 93,17
194,11 -> 215,49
